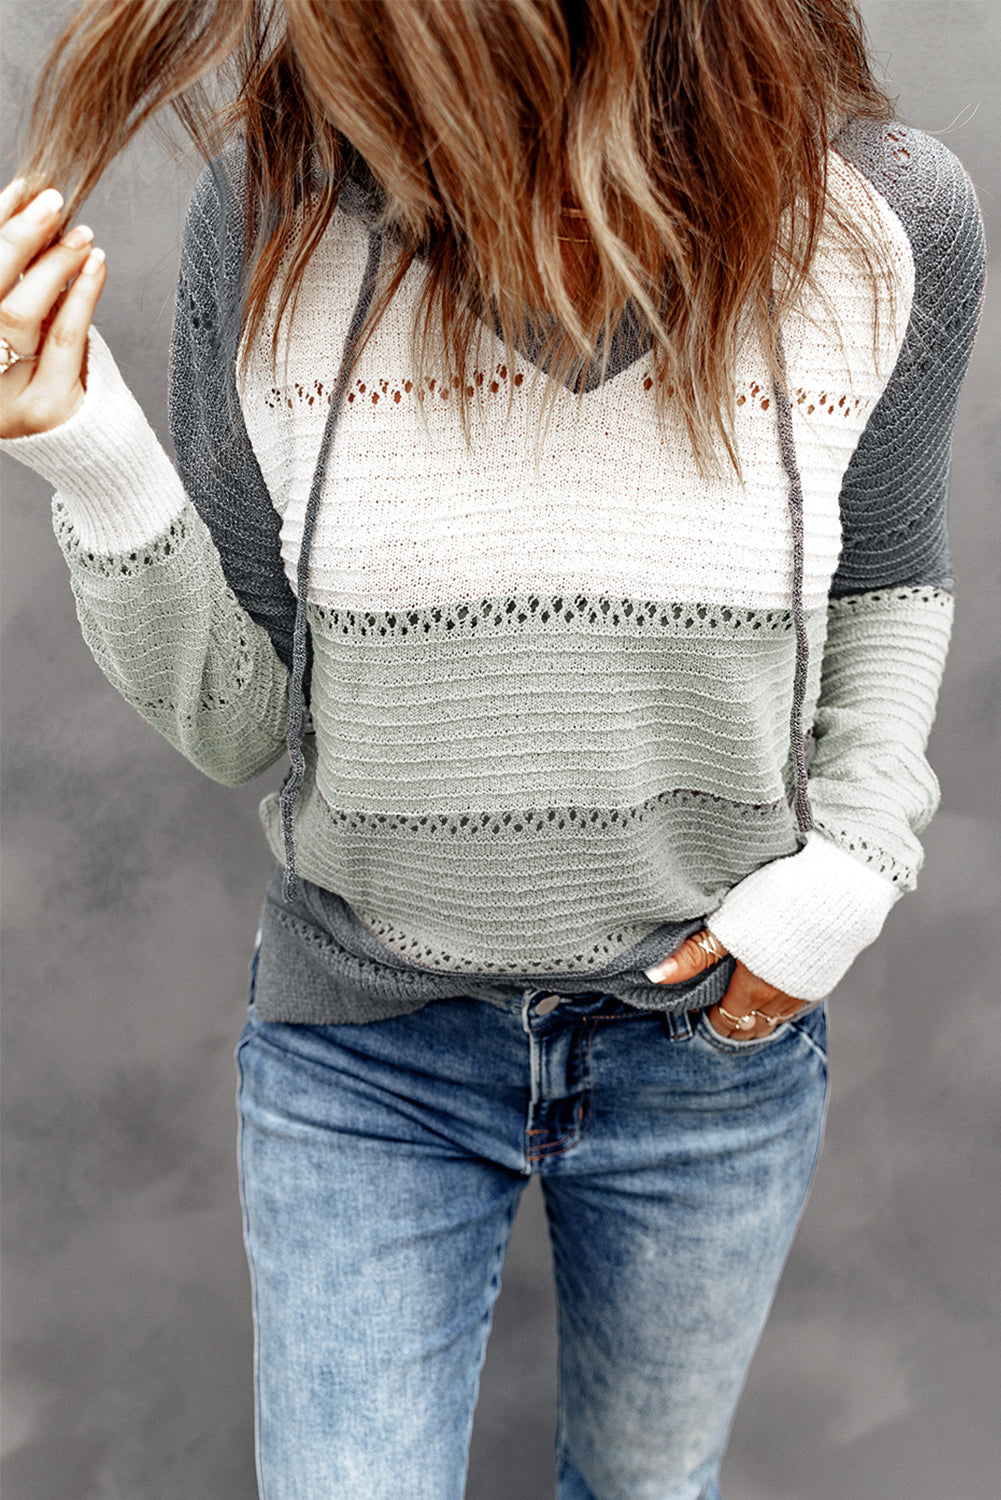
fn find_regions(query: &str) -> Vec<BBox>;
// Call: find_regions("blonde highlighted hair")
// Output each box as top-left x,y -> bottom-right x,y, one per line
15,0 -> 896,472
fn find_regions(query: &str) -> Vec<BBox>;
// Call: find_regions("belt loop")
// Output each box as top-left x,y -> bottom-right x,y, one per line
662,1008 -> 695,1041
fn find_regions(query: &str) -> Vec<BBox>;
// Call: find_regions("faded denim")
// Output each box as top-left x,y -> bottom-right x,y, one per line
236,957 -> 828,1500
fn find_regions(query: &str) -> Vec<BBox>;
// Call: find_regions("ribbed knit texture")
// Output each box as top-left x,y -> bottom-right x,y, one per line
831,120 -> 985,596
0,119 -> 985,1017
1,329 -> 187,553
167,149 -> 302,676
52,492 -> 289,787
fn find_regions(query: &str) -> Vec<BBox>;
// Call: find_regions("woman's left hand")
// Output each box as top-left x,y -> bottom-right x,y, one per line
645,930 -> 811,1040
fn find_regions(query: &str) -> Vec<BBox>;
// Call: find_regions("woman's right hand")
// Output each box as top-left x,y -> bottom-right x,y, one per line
0,176 -> 106,440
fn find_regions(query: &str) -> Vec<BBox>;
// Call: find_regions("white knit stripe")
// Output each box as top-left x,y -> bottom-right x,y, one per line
237,153 -> 912,617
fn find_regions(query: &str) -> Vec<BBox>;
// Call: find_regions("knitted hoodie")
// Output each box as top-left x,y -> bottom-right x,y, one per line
0,118 -> 986,1023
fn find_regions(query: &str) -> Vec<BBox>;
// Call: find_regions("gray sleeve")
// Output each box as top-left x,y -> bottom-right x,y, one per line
830,120 -> 987,595
169,141 -> 302,676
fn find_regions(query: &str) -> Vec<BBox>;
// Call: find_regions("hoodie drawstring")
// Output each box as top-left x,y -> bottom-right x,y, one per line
770,310 -> 814,841
281,230 -> 386,902
280,251 -> 812,902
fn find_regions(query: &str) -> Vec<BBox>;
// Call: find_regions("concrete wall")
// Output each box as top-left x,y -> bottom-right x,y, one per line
2,4 -> 998,1495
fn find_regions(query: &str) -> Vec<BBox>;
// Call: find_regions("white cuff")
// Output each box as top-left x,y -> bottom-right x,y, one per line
708,830 -> 902,1000
0,326 -> 187,554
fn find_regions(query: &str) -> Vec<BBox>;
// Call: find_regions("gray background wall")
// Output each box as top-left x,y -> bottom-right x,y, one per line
1,3 -> 998,1496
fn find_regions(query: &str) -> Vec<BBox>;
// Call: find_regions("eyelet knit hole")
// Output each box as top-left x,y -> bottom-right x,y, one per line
310,596 -> 794,641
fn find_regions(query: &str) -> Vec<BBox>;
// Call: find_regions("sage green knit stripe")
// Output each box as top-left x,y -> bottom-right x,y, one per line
809,586 -> 953,886
307,604 -> 828,812
260,756 -> 798,973
54,501 -> 290,787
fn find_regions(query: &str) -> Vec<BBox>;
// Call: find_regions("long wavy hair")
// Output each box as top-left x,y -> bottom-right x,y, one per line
14,0 -> 896,473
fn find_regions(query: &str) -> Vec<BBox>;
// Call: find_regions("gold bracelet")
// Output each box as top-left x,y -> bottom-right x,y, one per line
717,1002 -> 756,1030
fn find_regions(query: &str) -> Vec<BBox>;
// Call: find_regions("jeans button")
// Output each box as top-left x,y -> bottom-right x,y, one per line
536,994 -> 563,1015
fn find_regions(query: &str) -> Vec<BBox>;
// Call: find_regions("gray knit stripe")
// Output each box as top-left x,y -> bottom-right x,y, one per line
770,313 -> 814,839
281,231 -> 385,900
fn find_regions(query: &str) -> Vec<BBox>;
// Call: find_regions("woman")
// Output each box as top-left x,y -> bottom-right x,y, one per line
0,1 -> 985,1496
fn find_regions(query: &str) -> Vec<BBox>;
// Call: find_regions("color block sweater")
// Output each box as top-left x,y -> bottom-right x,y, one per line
0,119 -> 985,1023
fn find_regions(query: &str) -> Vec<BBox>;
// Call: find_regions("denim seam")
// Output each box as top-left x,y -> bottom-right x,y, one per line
526,1025 -> 594,1162
526,1098 -> 589,1160
789,1008 -> 829,1065
803,1050 -> 832,1199
234,1037 -> 268,1500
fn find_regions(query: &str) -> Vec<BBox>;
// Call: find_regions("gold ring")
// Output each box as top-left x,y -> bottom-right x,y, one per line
0,334 -> 38,373
693,930 -> 727,964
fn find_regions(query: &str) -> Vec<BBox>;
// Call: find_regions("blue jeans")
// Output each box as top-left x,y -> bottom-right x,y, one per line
236,972 -> 829,1499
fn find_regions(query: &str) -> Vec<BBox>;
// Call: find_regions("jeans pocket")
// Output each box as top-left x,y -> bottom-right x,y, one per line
695,1001 -> 827,1057
694,1008 -> 795,1055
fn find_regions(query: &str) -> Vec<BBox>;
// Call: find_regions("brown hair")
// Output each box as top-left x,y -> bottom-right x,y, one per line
14,0 -> 896,473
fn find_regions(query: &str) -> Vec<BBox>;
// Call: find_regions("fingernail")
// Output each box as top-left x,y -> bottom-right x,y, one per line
81,247 -> 105,276
60,224 -> 94,250
2,176 -> 27,199
644,958 -> 678,984
26,187 -> 64,222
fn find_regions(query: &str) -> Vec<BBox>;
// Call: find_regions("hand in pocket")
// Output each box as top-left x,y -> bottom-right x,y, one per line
645,928 -> 811,1041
